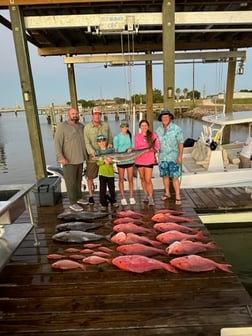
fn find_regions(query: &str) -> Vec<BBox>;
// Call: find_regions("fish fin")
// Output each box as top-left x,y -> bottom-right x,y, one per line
216,262 -> 233,273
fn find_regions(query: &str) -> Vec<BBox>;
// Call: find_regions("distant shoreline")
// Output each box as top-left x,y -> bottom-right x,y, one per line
183,104 -> 252,120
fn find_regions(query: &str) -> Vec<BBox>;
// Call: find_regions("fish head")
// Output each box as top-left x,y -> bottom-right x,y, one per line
171,256 -> 190,270
151,214 -> 164,222
52,231 -> 70,242
166,241 -> 182,255
112,256 -> 128,270
113,225 -> 121,232
111,232 -> 126,245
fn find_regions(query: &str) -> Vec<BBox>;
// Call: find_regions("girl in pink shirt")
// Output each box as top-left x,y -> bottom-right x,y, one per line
134,119 -> 160,206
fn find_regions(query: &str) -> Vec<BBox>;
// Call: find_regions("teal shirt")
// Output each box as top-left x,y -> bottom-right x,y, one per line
96,148 -> 115,177
113,132 -> 134,166
156,122 -> 184,162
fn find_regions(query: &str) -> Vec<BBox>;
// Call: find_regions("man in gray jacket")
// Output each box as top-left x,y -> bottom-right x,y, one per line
54,107 -> 88,211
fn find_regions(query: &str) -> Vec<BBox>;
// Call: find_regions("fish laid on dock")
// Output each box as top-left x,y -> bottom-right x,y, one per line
51,259 -> 86,270
166,240 -> 217,256
111,232 -> 161,247
113,223 -> 152,234
55,222 -> 104,232
116,210 -> 145,218
116,243 -> 167,257
152,213 -> 195,223
170,255 -> 233,273
52,230 -> 111,243
112,255 -> 178,273
153,222 -> 199,234
57,211 -> 109,221
156,230 -> 207,245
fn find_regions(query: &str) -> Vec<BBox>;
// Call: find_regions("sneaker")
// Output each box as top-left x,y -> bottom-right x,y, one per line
148,197 -> 155,206
69,204 -> 83,212
143,195 -> 149,203
77,198 -> 89,205
112,202 -> 119,208
100,206 -> 107,212
88,196 -> 95,205
121,198 -> 127,206
129,198 -> 136,205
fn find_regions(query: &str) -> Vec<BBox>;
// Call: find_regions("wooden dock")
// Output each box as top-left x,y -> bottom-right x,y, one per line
0,188 -> 252,335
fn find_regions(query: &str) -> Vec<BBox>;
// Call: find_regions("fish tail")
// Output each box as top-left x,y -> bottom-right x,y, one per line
150,239 -> 162,247
163,262 -> 179,273
197,231 -> 208,239
217,262 -> 233,273
207,241 -> 217,249
106,232 -> 114,241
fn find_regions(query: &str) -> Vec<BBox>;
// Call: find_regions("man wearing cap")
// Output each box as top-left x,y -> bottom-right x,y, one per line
83,107 -> 113,204
156,108 -> 184,205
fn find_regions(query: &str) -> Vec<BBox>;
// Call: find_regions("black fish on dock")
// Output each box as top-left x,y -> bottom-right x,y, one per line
55,221 -> 104,232
57,211 -> 109,221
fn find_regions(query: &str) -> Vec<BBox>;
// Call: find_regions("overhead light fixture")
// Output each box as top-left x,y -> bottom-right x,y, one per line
237,60 -> 245,75
23,91 -> 30,102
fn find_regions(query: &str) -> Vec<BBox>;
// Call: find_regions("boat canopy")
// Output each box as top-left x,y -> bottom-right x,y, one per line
202,111 -> 252,126
200,111 -> 252,145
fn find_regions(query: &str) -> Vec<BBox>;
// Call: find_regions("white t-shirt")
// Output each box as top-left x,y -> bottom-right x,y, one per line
240,136 -> 252,159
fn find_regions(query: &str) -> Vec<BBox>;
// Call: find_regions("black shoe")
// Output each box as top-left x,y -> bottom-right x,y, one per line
88,196 -> 95,205
106,194 -> 112,204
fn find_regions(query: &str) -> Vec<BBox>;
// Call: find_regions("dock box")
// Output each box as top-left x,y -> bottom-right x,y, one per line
33,177 -> 61,206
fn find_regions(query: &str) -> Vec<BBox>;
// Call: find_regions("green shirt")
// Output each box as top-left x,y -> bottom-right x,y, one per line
96,148 -> 115,177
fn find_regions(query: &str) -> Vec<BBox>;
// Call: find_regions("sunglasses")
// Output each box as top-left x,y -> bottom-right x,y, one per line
97,138 -> 106,142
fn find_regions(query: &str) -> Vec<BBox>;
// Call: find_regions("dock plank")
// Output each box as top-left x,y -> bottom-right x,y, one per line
0,188 -> 251,335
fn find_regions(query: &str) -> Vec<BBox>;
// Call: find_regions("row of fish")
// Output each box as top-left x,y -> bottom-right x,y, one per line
109,210 -> 232,273
49,208 -> 233,273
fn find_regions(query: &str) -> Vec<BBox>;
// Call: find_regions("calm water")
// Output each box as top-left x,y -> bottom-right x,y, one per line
0,110 -> 251,297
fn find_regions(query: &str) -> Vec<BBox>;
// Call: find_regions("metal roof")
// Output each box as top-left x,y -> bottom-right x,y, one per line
1,1 -> 252,57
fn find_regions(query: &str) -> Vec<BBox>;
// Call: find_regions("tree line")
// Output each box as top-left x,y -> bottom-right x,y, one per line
67,88 -> 201,108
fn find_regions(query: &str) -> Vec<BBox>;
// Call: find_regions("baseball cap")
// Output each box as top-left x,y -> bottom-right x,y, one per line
93,107 -> 102,114
97,134 -> 107,141
120,119 -> 129,127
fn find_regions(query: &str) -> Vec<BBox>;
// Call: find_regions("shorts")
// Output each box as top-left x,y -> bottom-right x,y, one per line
135,164 -> 154,169
159,161 -> 181,178
86,161 -> 99,179
116,163 -> 134,169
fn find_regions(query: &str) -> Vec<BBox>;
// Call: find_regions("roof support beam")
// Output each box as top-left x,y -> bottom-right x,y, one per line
24,11 -> 252,29
9,5 -> 47,181
64,50 -> 246,64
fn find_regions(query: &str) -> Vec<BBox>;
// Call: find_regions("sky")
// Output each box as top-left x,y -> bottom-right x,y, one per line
1,9 -> 252,108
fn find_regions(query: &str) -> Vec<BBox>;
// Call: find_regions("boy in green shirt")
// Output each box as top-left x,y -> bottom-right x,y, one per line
96,134 -> 118,211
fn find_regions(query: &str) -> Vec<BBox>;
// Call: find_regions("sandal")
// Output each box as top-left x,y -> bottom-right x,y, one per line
161,194 -> 171,201
175,199 -> 182,205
